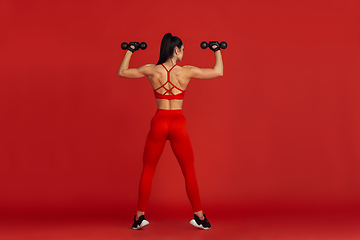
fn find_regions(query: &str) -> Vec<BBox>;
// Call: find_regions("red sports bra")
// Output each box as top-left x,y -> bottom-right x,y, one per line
154,64 -> 186,100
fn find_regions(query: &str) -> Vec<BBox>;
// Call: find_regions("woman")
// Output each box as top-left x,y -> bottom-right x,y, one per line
118,33 -> 223,230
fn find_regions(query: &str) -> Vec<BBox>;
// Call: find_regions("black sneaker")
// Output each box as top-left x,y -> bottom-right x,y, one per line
132,215 -> 149,230
190,214 -> 211,229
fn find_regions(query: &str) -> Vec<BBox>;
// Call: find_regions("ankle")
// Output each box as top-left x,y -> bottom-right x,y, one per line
136,211 -> 145,221
194,211 -> 205,220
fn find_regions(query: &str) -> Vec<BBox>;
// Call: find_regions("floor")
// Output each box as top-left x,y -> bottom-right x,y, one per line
1,212 -> 359,240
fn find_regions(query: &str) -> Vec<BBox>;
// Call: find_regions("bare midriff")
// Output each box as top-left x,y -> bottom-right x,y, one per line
156,98 -> 184,110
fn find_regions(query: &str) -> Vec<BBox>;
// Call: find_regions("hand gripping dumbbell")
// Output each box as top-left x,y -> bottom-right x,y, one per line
200,41 -> 227,51
121,42 -> 147,52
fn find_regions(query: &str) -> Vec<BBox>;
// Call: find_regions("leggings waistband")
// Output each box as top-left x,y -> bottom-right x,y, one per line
156,108 -> 183,114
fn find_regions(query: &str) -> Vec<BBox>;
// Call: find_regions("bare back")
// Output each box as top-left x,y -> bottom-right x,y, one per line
147,64 -> 191,110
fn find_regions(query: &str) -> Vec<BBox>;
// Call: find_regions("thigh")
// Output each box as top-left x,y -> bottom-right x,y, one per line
168,115 -> 195,171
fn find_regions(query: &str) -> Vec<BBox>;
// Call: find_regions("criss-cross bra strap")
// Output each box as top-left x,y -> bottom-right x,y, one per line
154,64 -> 185,95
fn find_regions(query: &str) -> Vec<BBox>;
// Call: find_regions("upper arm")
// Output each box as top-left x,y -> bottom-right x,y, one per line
184,65 -> 222,79
118,64 -> 155,79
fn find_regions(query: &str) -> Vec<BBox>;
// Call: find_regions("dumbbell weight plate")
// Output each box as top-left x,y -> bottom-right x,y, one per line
121,42 -> 128,50
200,41 -> 208,49
140,42 -> 147,50
220,41 -> 227,49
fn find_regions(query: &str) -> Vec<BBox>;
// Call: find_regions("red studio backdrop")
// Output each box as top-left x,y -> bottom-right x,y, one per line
0,0 -> 359,218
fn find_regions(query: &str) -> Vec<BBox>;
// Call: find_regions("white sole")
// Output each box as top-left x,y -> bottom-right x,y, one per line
132,220 -> 149,230
189,219 -> 210,230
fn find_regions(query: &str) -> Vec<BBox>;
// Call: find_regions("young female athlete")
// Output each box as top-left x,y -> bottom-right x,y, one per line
118,33 -> 223,230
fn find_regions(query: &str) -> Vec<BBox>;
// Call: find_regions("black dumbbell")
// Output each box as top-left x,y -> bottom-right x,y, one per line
121,42 -> 147,50
200,41 -> 227,50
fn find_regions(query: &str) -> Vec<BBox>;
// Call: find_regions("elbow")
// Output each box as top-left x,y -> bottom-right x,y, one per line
214,67 -> 223,77
118,71 -> 124,78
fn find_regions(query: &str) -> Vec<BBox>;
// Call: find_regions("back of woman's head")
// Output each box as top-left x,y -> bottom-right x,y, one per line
157,33 -> 183,65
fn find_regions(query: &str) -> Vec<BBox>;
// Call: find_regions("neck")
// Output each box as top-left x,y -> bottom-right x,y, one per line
164,57 -> 177,67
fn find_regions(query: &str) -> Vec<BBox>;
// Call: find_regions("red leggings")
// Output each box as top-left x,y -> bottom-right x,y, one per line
137,109 -> 202,212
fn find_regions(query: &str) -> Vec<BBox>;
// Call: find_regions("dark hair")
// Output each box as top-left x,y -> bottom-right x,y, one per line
156,33 -> 183,65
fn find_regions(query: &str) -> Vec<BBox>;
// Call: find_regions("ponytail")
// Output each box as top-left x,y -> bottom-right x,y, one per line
156,33 -> 183,65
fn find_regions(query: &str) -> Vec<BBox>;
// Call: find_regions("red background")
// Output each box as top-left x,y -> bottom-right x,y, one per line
1,0 -> 359,219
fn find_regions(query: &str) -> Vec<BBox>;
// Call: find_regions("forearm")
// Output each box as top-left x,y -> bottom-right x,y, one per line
213,51 -> 223,76
118,50 -> 133,76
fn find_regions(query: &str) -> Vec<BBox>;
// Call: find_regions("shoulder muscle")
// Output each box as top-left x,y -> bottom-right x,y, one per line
139,64 -> 156,76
